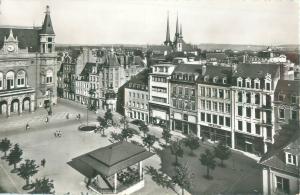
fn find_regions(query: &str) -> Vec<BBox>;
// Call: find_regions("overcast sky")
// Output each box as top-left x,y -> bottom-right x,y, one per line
0,0 -> 298,45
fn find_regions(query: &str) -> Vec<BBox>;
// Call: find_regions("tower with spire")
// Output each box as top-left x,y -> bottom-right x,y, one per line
173,13 -> 180,46
39,5 -> 55,53
164,12 -> 172,46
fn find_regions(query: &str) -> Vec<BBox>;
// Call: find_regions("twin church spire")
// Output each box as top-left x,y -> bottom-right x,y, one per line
164,12 -> 183,48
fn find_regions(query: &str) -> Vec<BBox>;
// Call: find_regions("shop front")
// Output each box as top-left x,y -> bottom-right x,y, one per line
200,125 -> 232,147
235,132 -> 264,155
149,104 -> 169,128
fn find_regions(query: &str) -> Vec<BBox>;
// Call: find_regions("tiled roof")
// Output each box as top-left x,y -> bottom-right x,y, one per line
234,63 -> 280,79
196,65 -> 232,86
275,80 -> 300,96
126,69 -> 149,90
79,62 -> 96,80
260,135 -> 300,176
173,64 -> 202,74
40,10 -> 55,34
0,27 -> 40,52
68,141 -> 154,177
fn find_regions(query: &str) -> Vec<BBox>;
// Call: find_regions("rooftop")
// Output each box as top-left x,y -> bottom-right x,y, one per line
234,63 -> 280,79
275,80 -> 300,96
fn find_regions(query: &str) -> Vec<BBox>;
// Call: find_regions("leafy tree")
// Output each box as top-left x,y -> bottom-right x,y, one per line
32,177 -> 54,194
200,149 -> 216,179
97,116 -> 109,136
104,109 -> 113,126
145,166 -> 173,189
214,141 -> 231,167
121,128 -> 140,141
183,135 -> 200,156
120,116 -> 129,130
172,164 -> 193,195
0,138 -> 12,157
162,128 -> 172,145
17,159 -> 39,189
143,134 -> 157,152
110,132 -> 124,143
7,144 -> 23,170
170,140 -> 184,166
139,122 -> 149,137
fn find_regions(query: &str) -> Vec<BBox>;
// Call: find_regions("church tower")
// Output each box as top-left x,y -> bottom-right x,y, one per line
39,5 -> 55,53
173,13 -> 179,46
176,24 -> 184,52
164,12 -> 172,46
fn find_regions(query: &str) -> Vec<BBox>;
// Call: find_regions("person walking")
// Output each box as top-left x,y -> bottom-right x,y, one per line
45,116 -> 49,124
25,123 -> 30,130
66,113 -> 69,119
41,159 -> 46,167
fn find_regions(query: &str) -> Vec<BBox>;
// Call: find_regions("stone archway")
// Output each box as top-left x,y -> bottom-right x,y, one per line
10,99 -> 19,114
23,97 -> 31,112
0,101 -> 8,116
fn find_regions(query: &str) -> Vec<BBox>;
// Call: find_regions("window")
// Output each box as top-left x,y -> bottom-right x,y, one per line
152,96 -> 167,103
201,113 -> 205,121
255,94 -> 260,104
246,122 -> 251,133
172,99 -> 177,107
246,81 -> 250,88
276,176 -> 290,194
133,102 -> 135,107
266,127 -> 272,139
137,93 -> 140,98
178,87 -> 183,95
225,117 -> 230,127
200,87 -> 205,96
17,70 -> 26,87
207,88 -> 211,97
184,88 -> 189,96
238,106 -> 243,116
279,108 -> 285,119
286,153 -> 297,165
178,100 -> 183,109
191,89 -> 195,97
213,89 -> 217,98
152,86 -> 167,93
226,104 -> 231,113
142,94 -> 144,99
201,100 -> 205,109
238,92 -> 243,102
255,109 -> 261,119
266,82 -> 271,90
238,80 -> 242,87
246,107 -> 251,117
292,110 -> 297,120
219,89 -> 224,98
213,102 -> 218,111
219,116 -> 224,125
172,87 -> 177,94
219,103 -> 224,112
238,121 -> 243,131
255,124 -> 260,135
133,93 -> 135,98
206,101 -> 211,110
291,96 -> 297,104
278,94 -> 284,101
255,82 -> 260,89
225,90 -> 230,99
0,72 -> 2,90
246,93 -> 251,103
207,114 -> 211,123
213,115 -> 218,124
191,102 -> 196,110
46,70 -> 53,84
152,76 -> 167,83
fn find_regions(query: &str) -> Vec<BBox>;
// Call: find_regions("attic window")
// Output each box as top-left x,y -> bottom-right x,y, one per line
286,152 -> 297,165
213,77 -> 218,83
223,78 -> 227,84
204,76 -> 209,82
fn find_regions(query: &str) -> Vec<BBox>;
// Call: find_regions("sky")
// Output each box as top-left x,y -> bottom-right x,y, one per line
0,0 -> 299,45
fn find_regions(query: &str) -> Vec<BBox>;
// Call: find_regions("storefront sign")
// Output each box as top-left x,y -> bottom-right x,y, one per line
208,124 -> 221,129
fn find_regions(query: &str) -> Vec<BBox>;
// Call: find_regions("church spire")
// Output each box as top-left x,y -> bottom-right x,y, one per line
40,5 -> 55,34
164,12 -> 171,46
179,24 -> 183,38
175,13 -> 179,37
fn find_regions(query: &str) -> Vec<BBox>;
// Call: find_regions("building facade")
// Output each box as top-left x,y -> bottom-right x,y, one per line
0,6 -> 57,117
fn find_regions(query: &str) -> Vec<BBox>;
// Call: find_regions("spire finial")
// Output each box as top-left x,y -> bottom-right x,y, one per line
180,24 -> 182,36
175,12 -> 179,36
45,5 -> 50,15
164,11 -> 171,46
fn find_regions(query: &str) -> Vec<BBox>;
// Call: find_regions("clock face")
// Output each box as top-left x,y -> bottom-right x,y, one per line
7,45 -> 15,52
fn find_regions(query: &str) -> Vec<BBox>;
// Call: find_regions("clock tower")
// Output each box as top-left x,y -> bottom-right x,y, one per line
2,29 -> 19,54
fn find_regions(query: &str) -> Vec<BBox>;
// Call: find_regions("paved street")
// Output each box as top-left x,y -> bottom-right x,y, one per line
0,99 -> 175,195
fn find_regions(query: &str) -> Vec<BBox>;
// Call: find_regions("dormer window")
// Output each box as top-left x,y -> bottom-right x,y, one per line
246,78 -> 251,88
286,152 -> 297,165
278,94 -> 284,101
213,77 -> 218,83
237,78 -> 243,87
223,77 -> 227,84
204,76 -> 209,82
254,79 -> 260,89
266,82 -> 271,91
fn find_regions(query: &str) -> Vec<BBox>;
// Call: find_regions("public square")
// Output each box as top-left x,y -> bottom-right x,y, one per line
0,99 -> 263,194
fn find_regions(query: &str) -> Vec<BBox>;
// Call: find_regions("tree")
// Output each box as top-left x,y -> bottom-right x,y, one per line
139,122 -> 149,137
17,159 -> 39,189
172,164 -> 193,195
183,135 -> 200,156
121,128 -> 140,141
143,134 -> 157,152
0,138 -> 12,158
214,141 -> 231,167
170,140 -> 184,166
200,149 -> 216,179
7,144 -> 23,170
32,177 -> 54,194
162,128 -> 172,145
86,88 -> 96,125
145,166 -> 173,189
97,116 -> 109,136
120,116 -> 129,130
109,132 -> 124,143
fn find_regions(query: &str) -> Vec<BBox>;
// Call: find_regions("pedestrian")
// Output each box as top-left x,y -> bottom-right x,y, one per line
45,116 -> 49,124
41,159 -> 46,167
78,113 -> 81,119
25,123 -> 30,130
66,113 -> 69,119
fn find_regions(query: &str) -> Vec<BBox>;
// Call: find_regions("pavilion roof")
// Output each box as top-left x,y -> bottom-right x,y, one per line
68,141 -> 154,177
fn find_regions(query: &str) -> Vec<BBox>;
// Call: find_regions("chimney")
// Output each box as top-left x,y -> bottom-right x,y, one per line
202,65 -> 206,76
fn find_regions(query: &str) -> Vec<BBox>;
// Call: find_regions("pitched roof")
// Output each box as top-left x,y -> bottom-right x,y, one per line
173,64 -> 202,74
196,65 -> 232,86
40,6 -> 55,34
0,27 -> 40,52
68,141 -> 154,177
234,63 -> 280,79
260,135 -> 300,176
79,62 -> 96,80
126,69 -> 149,87
206,52 -> 228,61
275,80 -> 300,96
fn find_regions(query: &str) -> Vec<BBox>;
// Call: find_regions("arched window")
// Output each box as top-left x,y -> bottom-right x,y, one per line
0,72 -> 3,90
17,70 -> 26,87
46,70 -> 53,84
6,71 -> 15,89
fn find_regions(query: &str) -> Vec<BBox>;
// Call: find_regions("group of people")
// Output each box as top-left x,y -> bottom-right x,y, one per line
54,130 -> 62,137
76,113 -> 81,120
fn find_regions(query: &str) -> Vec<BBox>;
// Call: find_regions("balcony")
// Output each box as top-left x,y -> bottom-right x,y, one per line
261,120 -> 273,127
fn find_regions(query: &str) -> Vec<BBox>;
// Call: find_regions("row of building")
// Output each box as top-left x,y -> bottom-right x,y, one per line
124,61 -> 299,155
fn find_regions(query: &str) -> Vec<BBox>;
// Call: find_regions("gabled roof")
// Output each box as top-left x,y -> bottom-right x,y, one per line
0,27 -> 40,52
68,141 -> 154,177
260,135 -> 300,176
234,63 -> 280,79
79,62 -> 96,80
275,80 -> 300,96
126,68 -> 149,87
